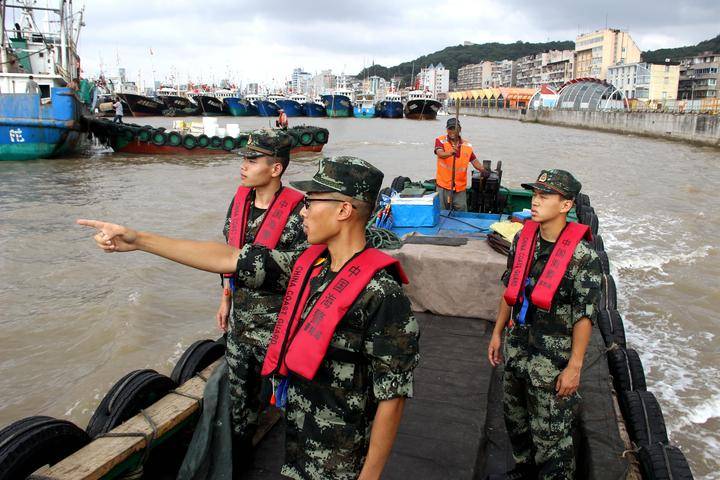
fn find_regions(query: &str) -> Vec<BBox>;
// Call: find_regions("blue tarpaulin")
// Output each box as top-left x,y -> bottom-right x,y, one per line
391,211 -> 506,238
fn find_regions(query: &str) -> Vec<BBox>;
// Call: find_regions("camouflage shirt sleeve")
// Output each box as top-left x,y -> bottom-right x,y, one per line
571,244 -> 602,326
364,273 -> 420,401
501,232 -> 520,287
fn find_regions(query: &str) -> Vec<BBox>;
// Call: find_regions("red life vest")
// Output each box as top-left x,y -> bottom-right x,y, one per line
262,245 -> 409,380
225,186 -> 303,278
503,220 -> 592,311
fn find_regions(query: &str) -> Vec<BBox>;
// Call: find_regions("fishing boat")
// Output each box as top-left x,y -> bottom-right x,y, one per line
276,94 -> 307,117
404,89 -> 442,120
353,93 -> 378,118
377,92 -> 404,118
0,1 -> 87,161
191,94 -> 227,116
116,93 -> 165,117
320,88 -> 353,117
1,161 -> 693,479
303,96 -> 327,117
256,93 -> 284,117
224,97 -> 256,116
155,87 -> 200,116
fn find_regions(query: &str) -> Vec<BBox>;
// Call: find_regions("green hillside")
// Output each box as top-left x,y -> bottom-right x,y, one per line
357,40 -> 575,85
642,34 -> 720,63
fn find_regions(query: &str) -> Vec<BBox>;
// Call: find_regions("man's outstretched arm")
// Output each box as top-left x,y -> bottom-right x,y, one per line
77,219 -> 239,274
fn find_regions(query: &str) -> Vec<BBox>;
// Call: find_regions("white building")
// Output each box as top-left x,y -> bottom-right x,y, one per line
416,63 -> 450,97
291,68 -> 313,94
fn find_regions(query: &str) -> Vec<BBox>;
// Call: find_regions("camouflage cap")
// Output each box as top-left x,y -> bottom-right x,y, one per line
239,129 -> 292,159
521,169 -> 582,198
290,156 -> 384,204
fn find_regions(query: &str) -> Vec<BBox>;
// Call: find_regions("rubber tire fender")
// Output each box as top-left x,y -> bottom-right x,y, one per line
596,250 -> 611,275
285,130 -> 300,148
619,391 -> 669,446
391,176 -> 411,193
0,416 -> 90,480
608,347 -> 647,392
85,369 -> 176,438
236,134 -> 249,148
151,131 -> 167,146
137,128 -> 152,142
182,134 -> 197,149
197,134 -> 210,148
600,274 -> 618,311
170,339 -> 226,385
118,126 -> 135,142
299,130 -> 313,146
313,128 -> 328,144
598,308 -> 626,347
222,136 -> 236,151
167,131 -> 183,147
210,136 -> 223,148
638,443 -> 694,480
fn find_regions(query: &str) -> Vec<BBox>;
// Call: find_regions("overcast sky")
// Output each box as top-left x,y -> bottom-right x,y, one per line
67,0 -> 719,88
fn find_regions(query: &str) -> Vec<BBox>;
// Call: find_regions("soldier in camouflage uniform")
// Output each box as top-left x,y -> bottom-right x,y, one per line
217,130 -> 307,460
487,169 -> 602,480
78,157 -> 419,480
233,156 -> 420,480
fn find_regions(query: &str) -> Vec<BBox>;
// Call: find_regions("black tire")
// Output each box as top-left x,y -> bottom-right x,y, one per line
182,134 -> 197,149
118,127 -> 134,141
576,193 -> 590,208
236,134 -> 249,148
170,339 -> 225,385
597,250 -> 611,274
0,416 -> 90,480
598,309 -> 626,347
619,391 -> 669,447
391,176 -> 411,193
197,134 -> 210,148
151,131 -> 167,146
86,369 -> 176,438
286,130 -> 300,148
608,347 -> 647,392
137,128 -> 151,142
167,131 -> 182,147
210,136 -> 223,148
222,136 -> 236,151
638,443 -> 693,480
600,274 -> 617,311
591,233 -> 605,252
299,131 -> 313,146
314,128 -> 328,144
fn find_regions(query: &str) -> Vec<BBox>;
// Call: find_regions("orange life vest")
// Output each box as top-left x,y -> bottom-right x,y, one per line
435,135 -> 474,192
261,245 -> 409,380
503,220 -> 592,311
224,186 -> 303,278
278,112 -> 288,126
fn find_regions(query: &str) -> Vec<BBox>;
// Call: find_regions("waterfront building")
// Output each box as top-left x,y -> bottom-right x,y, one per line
515,53 -> 544,88
291,67 -> 313,94
415,63 -> 450,97
607,62 -> 680,101
246,83 -> 259,95
499,60 -> 517,87
541,50 -> 575,89
678,52 -> 719,99
574,28 -> 641,80
311,70 -> 336,97
457,61 -> 506,90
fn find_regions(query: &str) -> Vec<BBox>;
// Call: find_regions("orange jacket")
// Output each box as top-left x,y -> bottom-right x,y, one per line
278,112 -> 288,126
435,135 -> 474,191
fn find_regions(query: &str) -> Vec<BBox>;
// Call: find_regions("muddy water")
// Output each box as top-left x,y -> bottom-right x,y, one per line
1,115 -> 718,478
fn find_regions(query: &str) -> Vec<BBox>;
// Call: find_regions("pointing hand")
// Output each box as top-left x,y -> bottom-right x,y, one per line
76,219 -> 138,253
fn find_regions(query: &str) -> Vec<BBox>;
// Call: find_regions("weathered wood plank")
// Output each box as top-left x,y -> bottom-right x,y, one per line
42,360 -> 222,479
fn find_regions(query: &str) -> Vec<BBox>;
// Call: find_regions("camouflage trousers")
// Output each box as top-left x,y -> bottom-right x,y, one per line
503,365 -> 579,480
280,378 -> 371,480
225,336 -> 267,441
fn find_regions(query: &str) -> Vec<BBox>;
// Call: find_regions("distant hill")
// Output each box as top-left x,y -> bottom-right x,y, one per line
642,34 -> 720,63
357,40 -> 575,85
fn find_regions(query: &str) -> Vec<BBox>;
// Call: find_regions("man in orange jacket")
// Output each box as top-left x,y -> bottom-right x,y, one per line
434,117 -> 484,211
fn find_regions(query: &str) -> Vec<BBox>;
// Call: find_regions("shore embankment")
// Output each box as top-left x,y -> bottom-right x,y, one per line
462,107 -> 720,147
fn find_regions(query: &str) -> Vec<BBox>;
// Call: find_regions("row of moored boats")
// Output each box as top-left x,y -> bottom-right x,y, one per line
104,88 -> 443,120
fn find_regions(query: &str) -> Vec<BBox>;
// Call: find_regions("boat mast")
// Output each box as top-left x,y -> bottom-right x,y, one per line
0,0 -> 7,74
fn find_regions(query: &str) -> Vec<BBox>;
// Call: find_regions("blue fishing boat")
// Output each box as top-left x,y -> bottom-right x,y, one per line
0,2 -> 87,161
256,94 -> 283,117
224,97 -> 258,116
353,93 -> 378,118
276,94 -> 306,117
377,92 -> 404,118
321,89 -> 353,117
303,97 -> 326,117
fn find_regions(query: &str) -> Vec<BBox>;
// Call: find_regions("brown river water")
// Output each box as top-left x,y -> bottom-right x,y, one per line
0,115 -> 718,478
